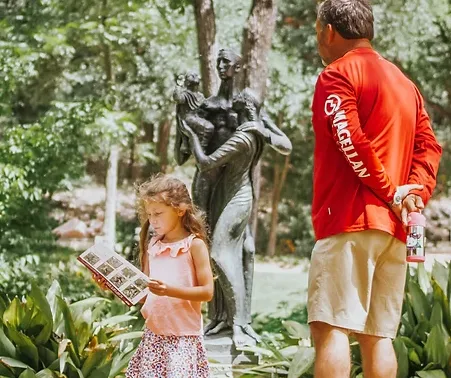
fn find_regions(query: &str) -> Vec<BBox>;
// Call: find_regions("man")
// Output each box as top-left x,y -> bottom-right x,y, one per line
308,1 -> 442,377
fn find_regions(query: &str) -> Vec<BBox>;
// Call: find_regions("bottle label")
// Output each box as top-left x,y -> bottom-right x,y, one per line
406,225 -> 425,256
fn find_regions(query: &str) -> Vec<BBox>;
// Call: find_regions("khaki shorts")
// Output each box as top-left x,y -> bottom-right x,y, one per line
307,229 -> 406,338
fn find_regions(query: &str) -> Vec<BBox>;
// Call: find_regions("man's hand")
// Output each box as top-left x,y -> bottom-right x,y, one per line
401,194 -> 425,226
389,184 -> 424,227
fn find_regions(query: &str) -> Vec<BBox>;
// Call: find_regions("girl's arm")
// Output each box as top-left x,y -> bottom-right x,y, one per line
148,239 -> 214,302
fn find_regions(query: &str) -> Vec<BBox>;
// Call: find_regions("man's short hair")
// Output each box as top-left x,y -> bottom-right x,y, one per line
317,0 -> 374,40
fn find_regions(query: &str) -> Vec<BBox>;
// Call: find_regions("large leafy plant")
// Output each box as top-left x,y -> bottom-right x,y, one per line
238,262 -> 451,377
0,281 -> 142,377
393,262 -> 451,378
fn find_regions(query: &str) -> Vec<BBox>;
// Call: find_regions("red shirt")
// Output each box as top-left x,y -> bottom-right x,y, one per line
311,48 -> 442,241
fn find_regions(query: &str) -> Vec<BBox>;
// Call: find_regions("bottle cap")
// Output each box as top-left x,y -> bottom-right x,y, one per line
407,212 -> 426,227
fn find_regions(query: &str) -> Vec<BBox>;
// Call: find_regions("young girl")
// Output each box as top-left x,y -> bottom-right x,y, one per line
125,174 -> 213,378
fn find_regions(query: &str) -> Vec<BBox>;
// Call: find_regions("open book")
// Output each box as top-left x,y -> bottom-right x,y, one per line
78,242 -> 150,307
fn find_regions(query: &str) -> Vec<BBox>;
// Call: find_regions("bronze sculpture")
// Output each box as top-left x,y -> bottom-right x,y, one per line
174,49 -> 292,347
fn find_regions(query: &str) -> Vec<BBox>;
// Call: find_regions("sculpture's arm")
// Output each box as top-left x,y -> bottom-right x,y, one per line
174,117 -> 191,165
184,126 -> 247,172
260,110 -> 292,155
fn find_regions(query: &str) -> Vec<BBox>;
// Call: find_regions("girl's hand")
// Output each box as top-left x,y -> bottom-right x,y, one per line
92,273 -> 108,290
148,279 -> 171,296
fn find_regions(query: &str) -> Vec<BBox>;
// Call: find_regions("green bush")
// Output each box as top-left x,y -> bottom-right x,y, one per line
240,262 -> 451,378
0,281 -> 141,377
0,246 -> 102,302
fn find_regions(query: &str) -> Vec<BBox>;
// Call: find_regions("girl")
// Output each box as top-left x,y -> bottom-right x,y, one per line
126,174 -> 213,378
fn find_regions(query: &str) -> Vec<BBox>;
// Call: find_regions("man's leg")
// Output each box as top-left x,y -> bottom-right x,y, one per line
355,334 -> 397,378
356,234 -> 406,378
310,322 -> 350,378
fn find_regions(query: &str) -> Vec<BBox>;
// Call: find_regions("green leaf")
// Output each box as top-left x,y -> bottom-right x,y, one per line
431,261 -> 448,295
69,298 -> 107,326
424,325 -> 448,368
412,320 -> 431,344
81,346 -> 110,377
97,315 -> 137,328
430,301 -> 443,327
393,338 -> 409,378
282,321 -> 310,340
59,351 -> 67,374
37,345 -> 57,368
108,332 -> 143,342
35,369 -> 56,378
87,360 -> 112,378
0,297 -> 7,320
0,363 -> 15,377
416,371 -> 447,378
408,348 -> 422,366
3,298 -> 25,330
0,357 -> 32,369
67,341 -> 81,369
76,320 -> 91,354
29,283 -> 53,344
431,280 -> 451,333
0,326 -> 16,358
399,336 -> 424,359
18,368 -> 36,378
408,280 -> 432,321
109,347 -> 136,378
417,263 -> 432,294
96,328 -> 108,345
280,345 -> 299,358
287,346 -> 315,378
4,328 -> 39,370
56,297 -> 79,356
46,281 -> 63,332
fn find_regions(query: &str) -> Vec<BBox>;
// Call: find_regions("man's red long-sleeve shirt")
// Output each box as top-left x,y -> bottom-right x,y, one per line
311,48 -> 442,242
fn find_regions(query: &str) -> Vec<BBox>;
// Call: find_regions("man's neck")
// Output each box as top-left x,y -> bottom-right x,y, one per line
333,39 -> 373,62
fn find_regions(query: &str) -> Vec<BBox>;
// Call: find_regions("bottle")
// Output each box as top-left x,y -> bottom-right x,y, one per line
406,212 -> 426,263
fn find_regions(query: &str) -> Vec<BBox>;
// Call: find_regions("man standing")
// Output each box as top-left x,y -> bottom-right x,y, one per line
308,1 -> 442,377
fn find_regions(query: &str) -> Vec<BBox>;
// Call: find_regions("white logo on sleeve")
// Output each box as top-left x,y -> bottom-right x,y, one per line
324,94 -> 342,116
324,94 -> 371,178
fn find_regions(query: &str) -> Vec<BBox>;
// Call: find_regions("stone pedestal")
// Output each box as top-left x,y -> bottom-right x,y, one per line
206,333 -> 260,377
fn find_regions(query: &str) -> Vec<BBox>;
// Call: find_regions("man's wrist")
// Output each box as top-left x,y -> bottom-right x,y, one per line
387,187 -> 402,207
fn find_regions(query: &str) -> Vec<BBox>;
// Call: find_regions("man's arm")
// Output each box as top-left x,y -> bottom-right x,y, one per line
406,87 -> 442,205
317,69 -> 396,203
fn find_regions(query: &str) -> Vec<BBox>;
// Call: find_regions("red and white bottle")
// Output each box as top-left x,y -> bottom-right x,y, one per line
406,212 -> 426,263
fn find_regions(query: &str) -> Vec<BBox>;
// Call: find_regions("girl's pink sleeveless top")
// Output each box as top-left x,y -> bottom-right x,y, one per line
140,234 -> 203,336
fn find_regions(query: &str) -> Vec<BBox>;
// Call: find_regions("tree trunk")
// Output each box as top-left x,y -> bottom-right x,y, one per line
103,145 -> 119,248
127,137 -> 135,181
101,0 -> 119,248
241,0 -> 278,239
142,121 -> 154,143
193,0 -> 219,97
266,153 -> 290,256
240,0 -> 278,100
157,118 -> 171,173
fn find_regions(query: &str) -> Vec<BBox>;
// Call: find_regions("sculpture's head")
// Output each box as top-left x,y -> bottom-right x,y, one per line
184,72 -> 201,90
232,88 -> 261,120
217,49 -> 242,80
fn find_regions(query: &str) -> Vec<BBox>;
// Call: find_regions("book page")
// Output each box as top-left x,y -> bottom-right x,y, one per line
78,242 -> 150,306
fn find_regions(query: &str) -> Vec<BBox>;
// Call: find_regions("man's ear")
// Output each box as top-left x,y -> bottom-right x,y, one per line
326,24 -> 335,44
178,209 -> 186,217
234,62 -> 241,73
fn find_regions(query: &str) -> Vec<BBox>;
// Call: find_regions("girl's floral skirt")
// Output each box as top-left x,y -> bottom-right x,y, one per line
125,329 -> 210,378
